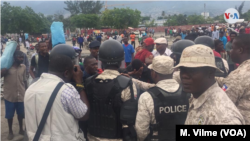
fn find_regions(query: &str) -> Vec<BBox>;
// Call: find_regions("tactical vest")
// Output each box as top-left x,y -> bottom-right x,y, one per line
215,56 -> 228,77
85,75 -> 124,139
147,86 -> 190,141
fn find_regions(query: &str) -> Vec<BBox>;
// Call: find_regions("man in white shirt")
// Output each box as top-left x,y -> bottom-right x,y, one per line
212,28 -> 219,40
152,37 -> 172,57
19,37 -> 22,43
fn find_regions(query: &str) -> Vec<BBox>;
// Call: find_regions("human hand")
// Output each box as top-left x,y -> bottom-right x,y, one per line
73,65 -> 83,83
121,73 -> 130,78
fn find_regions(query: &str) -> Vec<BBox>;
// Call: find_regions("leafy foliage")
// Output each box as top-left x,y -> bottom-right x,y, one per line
145,19 -> 157,27
101,8 -> 141,29
64,0 -> 104,16
71,14 -> 100,28
1,2 -> 50,34
237,1 -> 245,17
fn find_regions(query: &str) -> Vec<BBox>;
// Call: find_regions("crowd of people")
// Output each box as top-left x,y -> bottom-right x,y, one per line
1,21 -> 250,141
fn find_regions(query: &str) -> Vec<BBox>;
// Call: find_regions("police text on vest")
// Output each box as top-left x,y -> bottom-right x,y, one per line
159,105 -> 187,113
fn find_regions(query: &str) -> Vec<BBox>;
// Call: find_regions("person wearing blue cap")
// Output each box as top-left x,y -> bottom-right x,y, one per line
88,41 -> 103,73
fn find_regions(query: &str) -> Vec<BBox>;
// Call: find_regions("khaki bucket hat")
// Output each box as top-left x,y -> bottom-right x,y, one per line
148,56 -> 174,75
174,44 -> 223,72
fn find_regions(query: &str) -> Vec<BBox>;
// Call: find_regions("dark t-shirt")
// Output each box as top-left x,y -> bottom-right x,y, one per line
31,53 -> 49,77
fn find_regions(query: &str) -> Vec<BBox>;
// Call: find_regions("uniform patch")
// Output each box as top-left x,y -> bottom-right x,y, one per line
197,115 -> 204,125
222,84 -> 228,91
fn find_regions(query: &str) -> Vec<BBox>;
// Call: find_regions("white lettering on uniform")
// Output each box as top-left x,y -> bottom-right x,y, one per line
159,107 -> 164,113
159,105 -> 187,114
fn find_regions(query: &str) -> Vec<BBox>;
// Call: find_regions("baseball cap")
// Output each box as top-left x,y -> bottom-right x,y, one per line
89,41 -> 100,48
148,56 -> 174,75
174,44 -> 223,72
143,38 -> 154,46
154,38 -> 168,45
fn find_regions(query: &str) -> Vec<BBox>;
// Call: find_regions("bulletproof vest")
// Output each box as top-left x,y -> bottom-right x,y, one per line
215,56 -> 228,77
147,86 -> 190,141
85,75 -> 124,139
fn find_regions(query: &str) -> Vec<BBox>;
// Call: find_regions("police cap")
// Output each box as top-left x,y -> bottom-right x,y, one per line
89,40 -> 101,48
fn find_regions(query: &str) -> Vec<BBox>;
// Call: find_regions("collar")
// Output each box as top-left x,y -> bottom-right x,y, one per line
11,64 -> 24,69
155,48 -> 172,55
190,82 -> 218,110
238,59 -> 250,68
40,73 -> 65,83
39,52 -> 49,57
124,44 -> 129,47
156,79 -> 179,88
96,69 -> 120,80
83,71 -> 91,78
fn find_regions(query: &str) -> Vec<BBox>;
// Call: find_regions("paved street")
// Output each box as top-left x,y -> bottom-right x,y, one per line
1,32 -> 174,141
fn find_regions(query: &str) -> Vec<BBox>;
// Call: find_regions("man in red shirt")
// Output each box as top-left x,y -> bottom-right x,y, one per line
134,38 -> 154,65
245,26 -> 250,34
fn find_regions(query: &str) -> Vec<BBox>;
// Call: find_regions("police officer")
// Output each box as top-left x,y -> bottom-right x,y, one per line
174,44 -> 244,125
135,56 -> 189,141
85,40 -> 137,141
88,40 -> 103,72
216,34 -> 250,124
170,40 -> 195,84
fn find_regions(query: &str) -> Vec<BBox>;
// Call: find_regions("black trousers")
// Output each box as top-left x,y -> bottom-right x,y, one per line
79,43 -> 83,49
131,41 -> 135,49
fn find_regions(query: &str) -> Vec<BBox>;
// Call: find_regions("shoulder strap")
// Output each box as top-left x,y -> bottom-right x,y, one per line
35,54 -> 39,69
33,82 -> 64,141
147,87 -> 165,102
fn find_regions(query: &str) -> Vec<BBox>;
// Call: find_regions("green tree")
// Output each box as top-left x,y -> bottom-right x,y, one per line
213,14 -> 224,23
235,1 -> 245,17
71,14 -> 100,29
242,9 -> 250,21
162,11 -> 165,17
140,16 -> 151,24
64,0 -> 104,16
187,15 -> 205,25
1,2 -> 50,35
146,19 -> 156,27
101,8 -> 141,29
163,14 -> 187,26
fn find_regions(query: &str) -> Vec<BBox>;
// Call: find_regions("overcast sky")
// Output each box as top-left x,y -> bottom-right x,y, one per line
1,1 -> 250,18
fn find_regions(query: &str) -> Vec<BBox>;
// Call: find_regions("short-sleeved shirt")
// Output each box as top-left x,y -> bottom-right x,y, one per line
152,48 -> 172,57
31,53 -> 49,77
134,49 -> 153,63
130,34 -> 135,41
219,36 -> 227,49
4,64 -> 27,102
123,44 -> 135,63
169,30 -> 173,34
